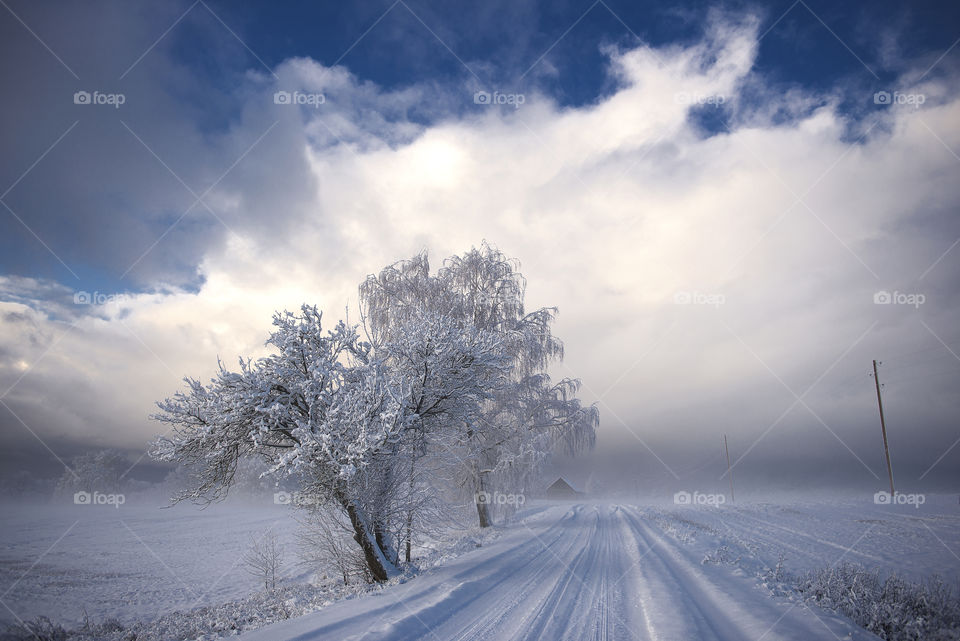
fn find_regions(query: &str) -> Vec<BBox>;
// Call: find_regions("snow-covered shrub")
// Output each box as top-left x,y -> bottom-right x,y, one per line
243,529 -> 284,591
702,544 -> 741,566
796,562 -> 960,640
0,616 -> 68,641
772,552 -> 786,582
297,505 -> 372,585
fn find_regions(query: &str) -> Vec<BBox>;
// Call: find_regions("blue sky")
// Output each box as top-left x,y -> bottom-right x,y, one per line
1,1 -> 958,491
194,0 -> 957,107
2,0 -> 958,293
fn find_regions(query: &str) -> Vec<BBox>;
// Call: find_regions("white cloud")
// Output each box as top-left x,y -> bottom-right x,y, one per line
3,14 -> 959,485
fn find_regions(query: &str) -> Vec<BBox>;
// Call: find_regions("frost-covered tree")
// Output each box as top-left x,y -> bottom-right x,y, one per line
359,243 -> 598,527
151,245 -> 594,583
152,304 -> 508,582
56,449 -> 128,497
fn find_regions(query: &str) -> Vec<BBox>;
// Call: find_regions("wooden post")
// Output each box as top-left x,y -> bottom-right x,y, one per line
873,359 -> 895,496
724,434 -> 734,503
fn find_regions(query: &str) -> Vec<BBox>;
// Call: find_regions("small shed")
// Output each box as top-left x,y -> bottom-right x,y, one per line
545,477 -> 580,499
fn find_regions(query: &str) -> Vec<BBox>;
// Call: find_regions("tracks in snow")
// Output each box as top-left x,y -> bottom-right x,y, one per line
238,503 -> 876,641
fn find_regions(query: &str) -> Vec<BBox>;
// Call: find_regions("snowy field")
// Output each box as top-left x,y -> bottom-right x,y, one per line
1,496 -> 958,639
0,499 -> 301,627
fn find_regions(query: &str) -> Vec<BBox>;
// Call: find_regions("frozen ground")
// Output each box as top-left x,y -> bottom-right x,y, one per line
646,495 -> 960,586
1,495 -> 958,639
0,498 -> 301,627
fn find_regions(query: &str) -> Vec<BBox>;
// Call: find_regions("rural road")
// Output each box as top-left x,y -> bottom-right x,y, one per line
238,503 -> 877,641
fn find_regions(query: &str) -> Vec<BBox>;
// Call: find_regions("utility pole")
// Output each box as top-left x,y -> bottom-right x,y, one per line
873,360 -> 895,496
724,434 -> 734,502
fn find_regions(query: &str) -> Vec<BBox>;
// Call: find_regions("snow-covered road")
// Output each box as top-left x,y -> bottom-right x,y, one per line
238,503 -> 878,641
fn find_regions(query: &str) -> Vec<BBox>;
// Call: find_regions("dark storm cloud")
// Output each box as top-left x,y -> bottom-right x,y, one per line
0,1 -> 321,291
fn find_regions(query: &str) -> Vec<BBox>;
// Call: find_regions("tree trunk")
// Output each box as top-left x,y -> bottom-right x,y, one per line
475,498 -> 492,528
340,497 -> 399,583
373,521 -> 398,567
405,452 -> 415,562
475,471 -> 492,528
404,512 -> 413,562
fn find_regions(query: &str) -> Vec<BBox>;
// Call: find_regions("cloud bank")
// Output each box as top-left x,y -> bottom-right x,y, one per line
1,10 -> 958,492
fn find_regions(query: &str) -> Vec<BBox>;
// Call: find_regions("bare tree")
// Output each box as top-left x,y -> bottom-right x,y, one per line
243,529 -> 284,591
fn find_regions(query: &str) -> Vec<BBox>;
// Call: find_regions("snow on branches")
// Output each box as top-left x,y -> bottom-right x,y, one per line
151,244 -> 597,581
359,243 -> 599,527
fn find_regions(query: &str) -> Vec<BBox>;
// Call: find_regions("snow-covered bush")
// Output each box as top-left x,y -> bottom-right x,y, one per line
296,504 -> 372,585
243,529 -> 284,591
702,544 -> 741,566
796,562 -> 960,640
0,616 -> 68,641
0,584 -> 342,641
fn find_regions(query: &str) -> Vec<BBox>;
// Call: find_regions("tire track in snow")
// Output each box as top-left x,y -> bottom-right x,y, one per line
440,505 -> 638,641
508,505 -> 643,641
513,509 -> 601,639
357,506 -> 588,641
620,508 -> 731,640
441,506 -> 601,641
619,506 -> 846,641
